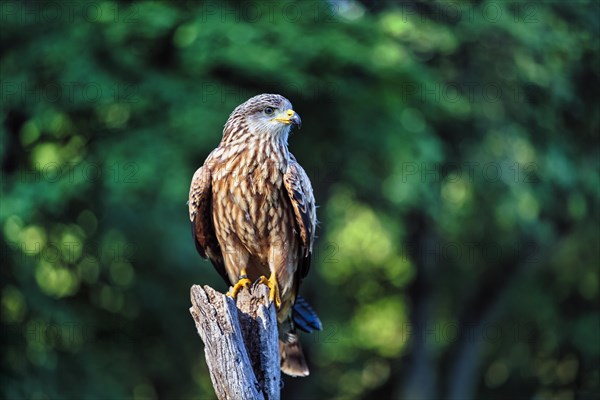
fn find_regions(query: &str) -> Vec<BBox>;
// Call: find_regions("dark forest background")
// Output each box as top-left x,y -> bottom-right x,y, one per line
1,1 -> 598,399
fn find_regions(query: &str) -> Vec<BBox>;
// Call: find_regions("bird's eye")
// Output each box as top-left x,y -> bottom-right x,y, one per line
264,107 -> 275,115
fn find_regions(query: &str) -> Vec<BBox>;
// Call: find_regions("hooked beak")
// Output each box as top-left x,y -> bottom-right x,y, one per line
274,109 -> 302,129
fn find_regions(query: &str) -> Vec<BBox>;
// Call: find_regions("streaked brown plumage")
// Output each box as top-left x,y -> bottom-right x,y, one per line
189,94 -> 318,377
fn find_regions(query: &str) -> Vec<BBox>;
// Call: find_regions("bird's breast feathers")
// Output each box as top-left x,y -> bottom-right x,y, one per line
210,149 -> 294,249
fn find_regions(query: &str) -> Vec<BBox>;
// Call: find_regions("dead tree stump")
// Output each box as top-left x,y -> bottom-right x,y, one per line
189,284 -> 280,400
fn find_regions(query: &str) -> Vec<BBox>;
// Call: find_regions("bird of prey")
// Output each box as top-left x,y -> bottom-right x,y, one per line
189,94 -> 322,377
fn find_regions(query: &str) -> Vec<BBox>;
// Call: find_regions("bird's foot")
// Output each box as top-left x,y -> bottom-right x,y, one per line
227,269 -> 252,299
257,272 -> 281,309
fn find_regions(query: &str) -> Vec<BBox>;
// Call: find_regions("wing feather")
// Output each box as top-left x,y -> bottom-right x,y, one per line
284,155 -> 317,278
188,165 -> 228,284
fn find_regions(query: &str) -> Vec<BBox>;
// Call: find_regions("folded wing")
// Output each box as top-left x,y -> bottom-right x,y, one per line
283,155 -> 317,279
189,165 -> 228,284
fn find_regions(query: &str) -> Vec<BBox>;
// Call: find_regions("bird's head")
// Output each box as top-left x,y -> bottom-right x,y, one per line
223,94 -> 301,144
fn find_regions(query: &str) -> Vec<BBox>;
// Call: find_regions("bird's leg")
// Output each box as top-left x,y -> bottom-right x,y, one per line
257,271 -> 281,309
226,268 -> 252,299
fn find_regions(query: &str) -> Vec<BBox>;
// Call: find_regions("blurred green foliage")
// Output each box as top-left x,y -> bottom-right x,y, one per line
1,1 -> 598,399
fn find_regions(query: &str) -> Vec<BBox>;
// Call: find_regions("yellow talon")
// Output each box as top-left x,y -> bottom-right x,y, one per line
227,269 -> 252,299
257,272 -> 281,309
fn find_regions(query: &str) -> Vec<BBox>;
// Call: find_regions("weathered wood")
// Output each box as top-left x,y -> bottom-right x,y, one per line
189,284 -> 280,400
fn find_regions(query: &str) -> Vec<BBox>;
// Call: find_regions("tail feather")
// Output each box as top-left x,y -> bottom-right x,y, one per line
279,333 -> 309,377
279,296 -> 322,377
292,296 -> 322,333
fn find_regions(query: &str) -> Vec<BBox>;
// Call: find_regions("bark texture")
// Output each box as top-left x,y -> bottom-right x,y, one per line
189,284 -> 280,400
